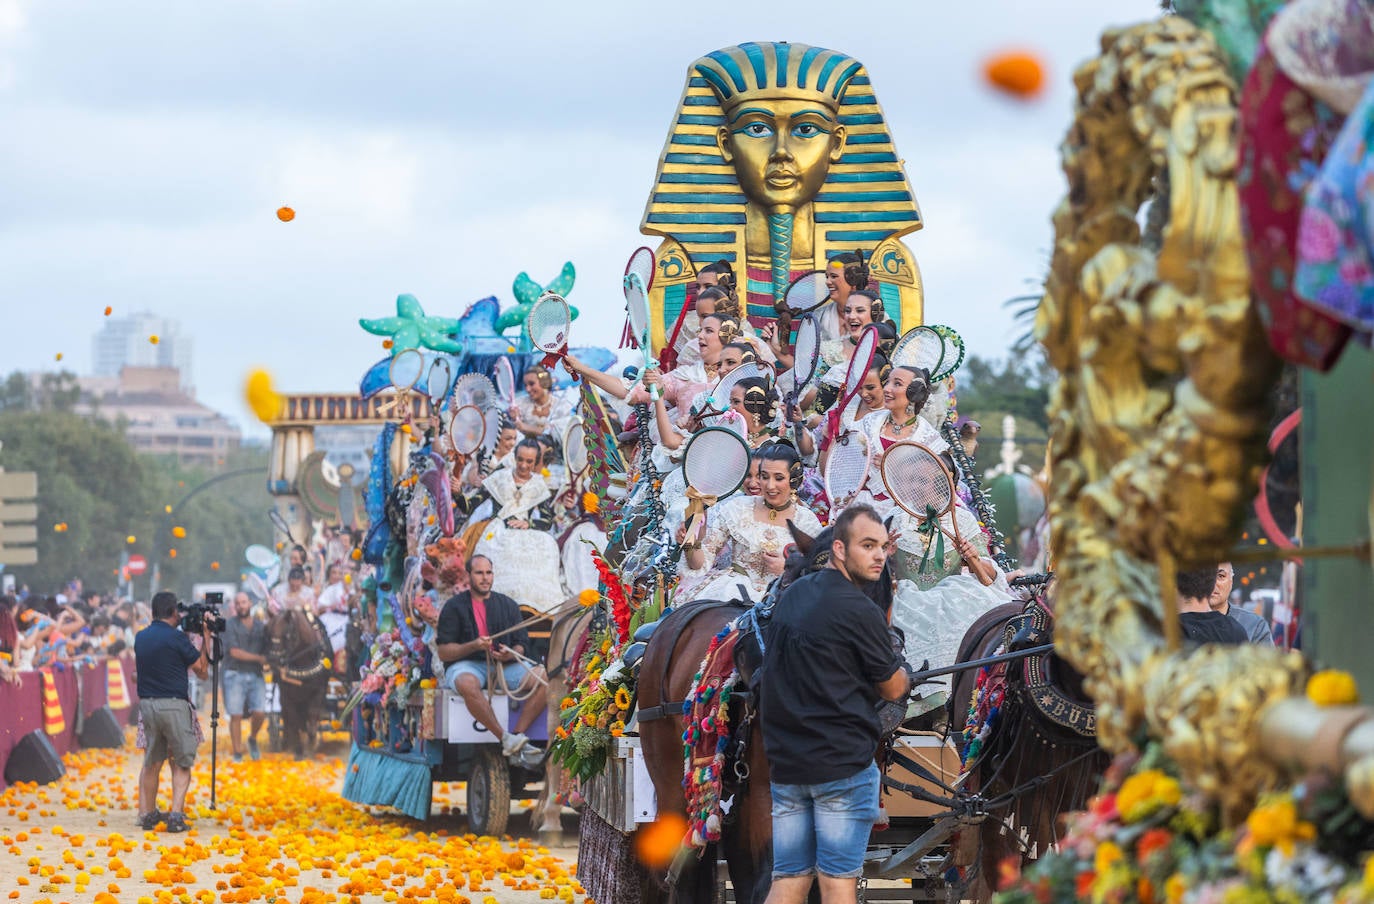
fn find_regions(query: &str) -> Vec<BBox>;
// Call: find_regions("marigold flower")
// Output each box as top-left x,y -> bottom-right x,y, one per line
1306,669 -> 1359,706
1093,841 -> 1123,876
1116,769 -> 1181,823
578,589 -> 600,607
1244,796 -> 1316,855
582,492 -> 599,514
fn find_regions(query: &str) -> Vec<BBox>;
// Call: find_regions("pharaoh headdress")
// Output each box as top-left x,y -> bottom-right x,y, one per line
642,41 -> 925,347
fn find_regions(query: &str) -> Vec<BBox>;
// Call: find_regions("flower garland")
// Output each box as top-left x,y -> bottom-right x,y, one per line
548,629 -> 633,782
994,737 -> 1374,904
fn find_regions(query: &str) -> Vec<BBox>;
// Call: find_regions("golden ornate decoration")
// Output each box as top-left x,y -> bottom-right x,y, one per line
1030,16 -> 1374,822
641,41 -> 924,345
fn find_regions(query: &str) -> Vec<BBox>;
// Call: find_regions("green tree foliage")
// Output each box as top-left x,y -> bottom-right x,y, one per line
0,379 -> 271,600
954,349 -> 1055,473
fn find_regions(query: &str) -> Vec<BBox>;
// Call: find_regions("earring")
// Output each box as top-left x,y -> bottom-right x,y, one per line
789,491 -> 798,506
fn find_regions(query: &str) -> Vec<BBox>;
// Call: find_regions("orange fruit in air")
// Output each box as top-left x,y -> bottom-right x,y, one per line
104,306 -> 113,316
983,51 -> 1046,99
277,206 -> 295,222
634,813 -> 688,869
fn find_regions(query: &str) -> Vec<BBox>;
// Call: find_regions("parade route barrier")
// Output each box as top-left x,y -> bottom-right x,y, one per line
0,653 -> 137,790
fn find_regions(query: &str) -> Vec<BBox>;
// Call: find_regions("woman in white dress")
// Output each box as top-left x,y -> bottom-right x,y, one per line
472,439 -> 566,612
511,366 -> 575,439
678,442 -> 821,604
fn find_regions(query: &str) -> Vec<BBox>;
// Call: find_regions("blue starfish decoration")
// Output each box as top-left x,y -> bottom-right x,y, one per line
359,293 -> 464,355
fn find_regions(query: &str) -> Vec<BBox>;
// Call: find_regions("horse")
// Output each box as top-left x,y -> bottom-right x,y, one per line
266,607 -> 333,759
945,591 -> 1106,901
528,599 -> 599,841
637,523 -> 842,904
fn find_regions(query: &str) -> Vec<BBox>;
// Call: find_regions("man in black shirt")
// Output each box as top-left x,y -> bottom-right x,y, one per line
1177,564 -> 1248,645
760,505 -> 911,901
133,591 -> 210,833
435,555 -> 547,758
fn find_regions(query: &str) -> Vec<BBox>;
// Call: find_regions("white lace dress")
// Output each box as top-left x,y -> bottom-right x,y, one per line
472,470 -> 565,611
512,391 -> 575,439
679,496 -> 822,604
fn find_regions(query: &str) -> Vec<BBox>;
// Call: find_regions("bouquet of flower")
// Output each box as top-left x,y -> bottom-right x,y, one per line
354,628 -> 425,710
549,625 -> 635,783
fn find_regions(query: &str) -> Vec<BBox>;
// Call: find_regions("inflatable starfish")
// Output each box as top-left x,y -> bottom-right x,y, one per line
495,262 -> 578,333
359,293 -> 464,355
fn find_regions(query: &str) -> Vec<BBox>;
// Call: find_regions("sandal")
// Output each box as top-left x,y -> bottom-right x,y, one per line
163,812 -> 190,833
138,810 -> 168,831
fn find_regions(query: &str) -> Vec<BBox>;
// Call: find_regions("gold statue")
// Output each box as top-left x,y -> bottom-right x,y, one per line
1040,16 -> 1374,822
641,41 -> 924,349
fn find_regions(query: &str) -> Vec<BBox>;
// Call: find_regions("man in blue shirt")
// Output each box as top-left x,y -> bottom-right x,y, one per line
133,592 -> 210,832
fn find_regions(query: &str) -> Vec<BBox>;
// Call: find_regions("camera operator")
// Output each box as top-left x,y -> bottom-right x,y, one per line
133,591 -> 210,833
222,591 -> 267,761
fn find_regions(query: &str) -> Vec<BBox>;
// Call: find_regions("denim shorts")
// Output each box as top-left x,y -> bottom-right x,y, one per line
222,670 -> 267,716
771,761 -> 880,879
444,658 -> 530,693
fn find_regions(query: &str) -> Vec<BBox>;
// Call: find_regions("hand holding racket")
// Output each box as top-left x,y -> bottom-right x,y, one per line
880,442 -> 997,586
787,316 -> 821,442
680,426 -> 751,549
624,247 -> 659,400
528,292 -> 576,380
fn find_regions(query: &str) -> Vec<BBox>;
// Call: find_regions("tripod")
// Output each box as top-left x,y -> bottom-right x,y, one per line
206,633 -> 224,811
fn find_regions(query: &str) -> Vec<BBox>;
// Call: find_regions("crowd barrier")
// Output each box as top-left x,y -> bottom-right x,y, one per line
0,653 -> 139,790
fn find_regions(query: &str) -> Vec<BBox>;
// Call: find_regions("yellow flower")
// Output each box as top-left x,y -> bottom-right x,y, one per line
1306,670 -> 1359,707
610,721 -> 625,738
578,589 -> 600,607
1094,841 -> 1124,876
1245,796 -> 1315,856
615,686 -> 632,710
582,711 -> 597,728
582,492 -> 599,514
1117,769 -> 1182,823
1164,873 -> 1186,904
541,468 -> 551,477
1362,853 -> 1374,892
320,658 -> 332,670
559,697 -> 576,711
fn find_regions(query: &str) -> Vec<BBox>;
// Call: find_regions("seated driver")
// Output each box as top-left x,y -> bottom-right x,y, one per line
435,554 -> 547,757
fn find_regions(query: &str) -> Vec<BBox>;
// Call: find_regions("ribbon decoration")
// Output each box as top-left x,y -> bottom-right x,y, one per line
539,343 -> 580,382
681,486 -> 719,550
915,505 -> 946,575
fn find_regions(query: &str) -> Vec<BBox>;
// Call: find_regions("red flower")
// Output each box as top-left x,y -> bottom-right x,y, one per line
1075,870 -> 1096,899
996,855 -> 1022,890
1136,827 -> 1173,866
1090,792 -> 1119,820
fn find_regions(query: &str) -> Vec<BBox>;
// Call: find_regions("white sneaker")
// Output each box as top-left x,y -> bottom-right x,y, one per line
501,732 -> 528,757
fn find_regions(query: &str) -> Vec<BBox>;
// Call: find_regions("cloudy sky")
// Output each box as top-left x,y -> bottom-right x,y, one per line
0,0 -> 1160,438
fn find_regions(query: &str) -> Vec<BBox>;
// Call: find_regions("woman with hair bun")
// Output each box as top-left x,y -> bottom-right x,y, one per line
677,440 -> 820,603
471,438 -> 565,611
512,366 -> 575,438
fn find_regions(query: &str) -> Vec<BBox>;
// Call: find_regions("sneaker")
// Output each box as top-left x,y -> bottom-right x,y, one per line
247,737 -> 261,761
164,812 -> 190,833
232,751 -> 244,763
500,732 -> 528,757
138,811 -> 168,831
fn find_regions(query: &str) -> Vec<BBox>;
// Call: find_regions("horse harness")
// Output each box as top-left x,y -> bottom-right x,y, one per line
273,609 -> 332,685
636,598 -> 750,724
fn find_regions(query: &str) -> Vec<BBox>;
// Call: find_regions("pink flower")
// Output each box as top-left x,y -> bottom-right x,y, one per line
1338,256 -> 1373,286
1296,207 -> 1342,263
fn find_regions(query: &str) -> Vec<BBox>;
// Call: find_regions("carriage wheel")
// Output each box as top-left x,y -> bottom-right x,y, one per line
467,747 -> 510,836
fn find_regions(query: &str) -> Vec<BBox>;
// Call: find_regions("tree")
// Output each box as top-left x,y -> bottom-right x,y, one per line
954,348 -> 1055,473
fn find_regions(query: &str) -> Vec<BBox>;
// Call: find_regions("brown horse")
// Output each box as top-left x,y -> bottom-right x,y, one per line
945,594 -> 1106,901
529,599 -> 598,841
266,608 -> 332,759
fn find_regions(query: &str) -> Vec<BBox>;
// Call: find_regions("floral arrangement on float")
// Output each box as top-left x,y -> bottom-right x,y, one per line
548,547 -> 665,783
995,671 -> 1374,904
356,626 -> 427,710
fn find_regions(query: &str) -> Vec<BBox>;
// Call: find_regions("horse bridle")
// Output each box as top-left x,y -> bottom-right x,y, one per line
270,610 -> 330,683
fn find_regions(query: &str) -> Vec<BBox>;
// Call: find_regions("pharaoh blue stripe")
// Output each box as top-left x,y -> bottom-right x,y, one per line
817,190 -> 912,203
684,95 -> 718,107
815,210 -> 918,224
689,251 -> 736,263
845,133 -> 889,145
843,93 -> 876,105
879,283 -> 904,331
677,114 -> 725,126
663,283 -> 688,334
826,171 -> 905,183
660,173 -> 737,185
672,232 -> 737,244
647,212 -> 747,225
663,153 -> 727,165
839,114 -> 885,126
838,152 -> 898,164
672,134 -> 718,146
825,229 -> 893,242
652,192 -> 744,204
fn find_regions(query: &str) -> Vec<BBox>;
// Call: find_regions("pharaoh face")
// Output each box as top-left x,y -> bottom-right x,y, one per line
717,99 -> 846,210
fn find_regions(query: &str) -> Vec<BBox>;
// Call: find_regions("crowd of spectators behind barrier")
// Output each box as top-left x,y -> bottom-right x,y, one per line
0,524 -> 373,690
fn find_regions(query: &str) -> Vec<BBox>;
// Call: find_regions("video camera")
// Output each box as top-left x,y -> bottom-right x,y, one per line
178,592 -> 227,634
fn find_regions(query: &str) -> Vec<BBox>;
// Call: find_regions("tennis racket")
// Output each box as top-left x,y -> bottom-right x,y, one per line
449,405 -> 487,457
681,426 -> 752,547
784,270 -> 830,315
929,325 -> 966,380
881,441 -> 996,585
823,430 -> 872,512
890,325 -> 946,376
563,419 -> 589,477
266,510 -> 296,544
528,291 -> 575,378
492,357 -> 516,406
624,247 -> 659,400
481,408 -> 502,455
704,362 -> 768,425
426,358 -> 454,408
452,373 -> 499,411
824,325 -> 879,445
381,348 -> 425,418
